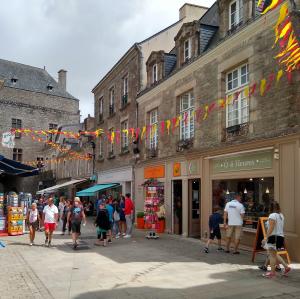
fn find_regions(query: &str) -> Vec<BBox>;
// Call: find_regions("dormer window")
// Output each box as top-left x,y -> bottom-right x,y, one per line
11,77 -> 18,84
47,83 -> 53,91
184,38 -> 191,62
152,64 -> 158,84
229,0 -> 243,30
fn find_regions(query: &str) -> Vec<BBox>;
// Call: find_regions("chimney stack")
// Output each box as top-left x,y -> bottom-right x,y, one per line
58,69 -> 67,91
179,3 -> 208,21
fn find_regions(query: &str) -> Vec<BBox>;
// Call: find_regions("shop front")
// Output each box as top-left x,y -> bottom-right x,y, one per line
201,138 -> 300,262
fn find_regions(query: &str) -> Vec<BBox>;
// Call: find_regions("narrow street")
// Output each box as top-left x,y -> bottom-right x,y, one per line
1,221 -> 299,299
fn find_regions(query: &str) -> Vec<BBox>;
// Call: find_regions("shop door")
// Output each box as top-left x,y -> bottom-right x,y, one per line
172,180 -> 182,235
188,179 -> 200,238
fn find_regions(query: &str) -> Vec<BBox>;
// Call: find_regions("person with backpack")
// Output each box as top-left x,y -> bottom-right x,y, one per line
67,197 -> 86,249
95,202 -> 110,247
112,199 -> 121,238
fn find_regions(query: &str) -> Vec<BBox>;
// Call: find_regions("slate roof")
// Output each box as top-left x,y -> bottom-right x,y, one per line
164,54 -> 177,76
0,59 -> 77,100
199,2 -> 219,27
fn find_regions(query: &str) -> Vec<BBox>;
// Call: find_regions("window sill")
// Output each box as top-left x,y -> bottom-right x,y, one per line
119,102 -> 130,111
108,113 -> 116,119
98,119 -> 104,125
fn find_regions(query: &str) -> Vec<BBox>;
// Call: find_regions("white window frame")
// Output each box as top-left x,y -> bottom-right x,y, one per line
99,137 -> 103,157
229,0 -> 243,29
152,64 -> 158,83
99,97 -> 103,117
149,109 -> 158,150
184,38 -> 191,62
12,118 -> 22,138
180,92 -> 195,140
109,87 -> 115,113
226,63 -> 249,128
123,75 -> 128,96
121,120 -> 129,149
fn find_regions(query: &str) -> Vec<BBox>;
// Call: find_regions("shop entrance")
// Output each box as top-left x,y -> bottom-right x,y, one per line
172,180 -> 182,235
188,179 -> 200,237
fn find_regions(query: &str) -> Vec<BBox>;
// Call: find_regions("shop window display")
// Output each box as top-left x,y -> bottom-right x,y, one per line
212,177 -> 274,229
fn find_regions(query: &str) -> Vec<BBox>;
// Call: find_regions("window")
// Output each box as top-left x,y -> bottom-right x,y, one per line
180,92 -> 195,140
12,118 -> 22,138
121,120 -> 129,150
99,97 -> 104,121
122,76 -> 128,96
226,63 -> 249,128
99,137 -> 103,157
229,0 -> 243,29
152,64 -> 158,84
109,87 -> 115,115
184,38 -> 191,62
13,148 -> 23,162
149,109 -> 158,150
108,128 -> 114,155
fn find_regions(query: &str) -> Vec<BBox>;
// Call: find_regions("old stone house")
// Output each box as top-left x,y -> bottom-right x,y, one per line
135,1 -> 300,261
0,59 -> 79,193
92,4 -> 208,195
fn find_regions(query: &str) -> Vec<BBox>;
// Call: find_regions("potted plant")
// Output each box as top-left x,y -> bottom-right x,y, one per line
136,211 -> 145,229
156,216 -> 165,233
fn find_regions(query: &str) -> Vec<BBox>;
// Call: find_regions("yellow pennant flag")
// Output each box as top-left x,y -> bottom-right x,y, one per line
141,126 -> 146,139
111,131 -> 115,144
260,79 -> 267,96
244,86 -> 249,98
203,105 -> 209,120
166,120 -> 171,135
274,2 -> 289,45
276,70 -> 283,83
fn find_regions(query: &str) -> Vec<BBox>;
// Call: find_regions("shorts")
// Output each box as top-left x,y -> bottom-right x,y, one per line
226,225 -> 242,240
267,235 -> 285,250
29,221 -> 39,231
44,222 -> 56,232
209,227 -> 221,240
71,221 -> 81,234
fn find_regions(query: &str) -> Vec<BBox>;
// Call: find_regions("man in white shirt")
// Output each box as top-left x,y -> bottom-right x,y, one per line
42,197 -> 58,247
224,193 -> 245,254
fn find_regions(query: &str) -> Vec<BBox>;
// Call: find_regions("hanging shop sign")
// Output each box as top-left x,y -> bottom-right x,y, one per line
1,131 -> 15,149
173,163 -> 181,177
144,165 -> 165,179
212,151 -> 273,174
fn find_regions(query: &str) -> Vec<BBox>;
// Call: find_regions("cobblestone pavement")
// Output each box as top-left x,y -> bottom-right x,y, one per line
0,220 -> 299,299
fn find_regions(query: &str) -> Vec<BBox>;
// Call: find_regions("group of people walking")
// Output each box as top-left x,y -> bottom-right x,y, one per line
204,192 -> 291,278
26,193 -> 134,250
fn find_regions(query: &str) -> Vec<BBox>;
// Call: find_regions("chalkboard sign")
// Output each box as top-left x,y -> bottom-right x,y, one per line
252,217 -> 291,264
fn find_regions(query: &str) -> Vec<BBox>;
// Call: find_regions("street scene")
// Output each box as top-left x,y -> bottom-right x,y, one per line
0,0 -> 300,298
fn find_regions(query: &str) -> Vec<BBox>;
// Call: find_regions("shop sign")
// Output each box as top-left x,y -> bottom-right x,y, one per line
212,151 -> 273,174
144,165 -> 165,179
173,163 -> 181,177
188,160 -> 199,175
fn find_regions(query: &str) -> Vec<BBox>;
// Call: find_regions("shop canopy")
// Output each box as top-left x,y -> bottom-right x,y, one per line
0,155 -> 39,177
76,183 -> 119,197
36,178 -> 87,195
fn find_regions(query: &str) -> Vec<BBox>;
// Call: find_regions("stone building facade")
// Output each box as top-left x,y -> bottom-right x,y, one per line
135,2 -> 300,261
92,4 -> 208,195
0,59 -> 79,193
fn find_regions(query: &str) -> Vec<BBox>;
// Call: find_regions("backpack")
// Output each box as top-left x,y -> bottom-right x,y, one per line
113,210 -> 120,221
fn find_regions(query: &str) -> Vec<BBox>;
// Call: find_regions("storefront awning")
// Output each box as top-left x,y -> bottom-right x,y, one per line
76,183 -> 119,197
36,178 -> 87,195
0,155 -> 39,177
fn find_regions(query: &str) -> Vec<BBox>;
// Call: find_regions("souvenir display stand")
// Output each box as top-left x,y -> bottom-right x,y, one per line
0,193 -> 8,236
19,193 -> 32,233
7,192 -> 24,236
143,179 -> 164,239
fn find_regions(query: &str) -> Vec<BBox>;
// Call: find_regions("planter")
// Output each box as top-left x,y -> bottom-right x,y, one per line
156,219 -> 165,233
144,222 -> 152,229
136,217 -> 145,229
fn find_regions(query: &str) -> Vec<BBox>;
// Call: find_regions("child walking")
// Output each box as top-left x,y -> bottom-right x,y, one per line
204,206 -> 223,253
95,202 -> 110,247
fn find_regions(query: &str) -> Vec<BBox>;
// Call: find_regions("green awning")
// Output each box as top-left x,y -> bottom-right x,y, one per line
76,183 -> 119,197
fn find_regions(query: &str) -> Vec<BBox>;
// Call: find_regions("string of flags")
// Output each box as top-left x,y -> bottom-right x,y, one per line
12,66 -> 295,148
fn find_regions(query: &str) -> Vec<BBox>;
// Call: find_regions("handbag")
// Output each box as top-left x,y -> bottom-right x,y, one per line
113,210 -> 120,221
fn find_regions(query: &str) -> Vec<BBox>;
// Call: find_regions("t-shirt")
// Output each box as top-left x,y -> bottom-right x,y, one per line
224,200 -> 245,226
209,212 -> 223,230
29,209 -> 38,223
268,213 -> 284,237
106,204 -> 114,222
70,206 -> 83,223
43,204 -> 58,224
124,198 -> 134,215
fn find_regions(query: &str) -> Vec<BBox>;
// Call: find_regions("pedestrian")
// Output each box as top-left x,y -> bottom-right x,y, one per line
67,197 -> 86,249
37,197 -> 45,230
204,206 -> 223,253
95,202 -> 110,247
42,197 -> 58,247
26,202 -> 40,246
105,198 -> 114,243
223,193 -> 245,254
61,199 -> 72,235
123,193 -> 134,239
262,202 -> 291,278
58,196 -> 65,222
119,195 -> 127,236
112,199 -> 121,238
